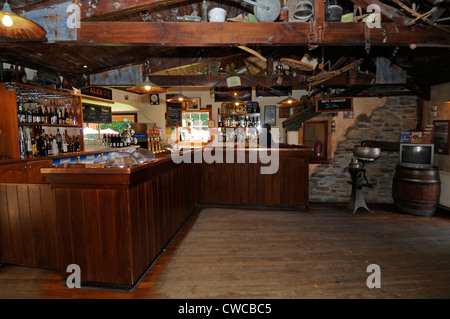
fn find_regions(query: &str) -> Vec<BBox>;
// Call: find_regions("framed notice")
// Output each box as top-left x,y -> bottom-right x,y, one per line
264,105 -> 276,126
316,97 -> 353,113
434,120 -> 449,155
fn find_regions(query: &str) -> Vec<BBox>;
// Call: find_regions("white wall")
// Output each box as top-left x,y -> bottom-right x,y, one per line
122,87 -> 309,144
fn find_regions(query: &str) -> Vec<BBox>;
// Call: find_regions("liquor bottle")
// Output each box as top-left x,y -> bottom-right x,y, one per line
62,131 -> 68,153
25,126 -> 33,158
19,126 -> 26,159
49,107 -> 55,124
68,137 -> 74,152
58,107 -> 62,124
32,104 -> 37,123
119,135 -> 124,148
37,105 -> 43,124
52,138 -> 58,155
280,0 -> 289,22
53,107 -> 58,124
31,128 -> 37,157
47,134 -> 53,155
26,104 -> 32,123
74,136 -> 80,152
66,108 -> 71,125
42,129 -> 48,156
56,128 -> 63,152
43,106 -> 49,124
17,102 -> 24,123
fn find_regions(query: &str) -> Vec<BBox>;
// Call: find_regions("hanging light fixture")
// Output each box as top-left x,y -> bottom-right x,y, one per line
167,62 -> 194,103
127,75 -> 167,94
167,90 -> 195,103
0,0 -> 47,40
232,92 -> 247,107
128,53 -> 166,94
277,94 -> 301,106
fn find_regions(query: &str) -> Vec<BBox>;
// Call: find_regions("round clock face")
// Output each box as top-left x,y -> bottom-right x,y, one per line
151,94 -> 158,102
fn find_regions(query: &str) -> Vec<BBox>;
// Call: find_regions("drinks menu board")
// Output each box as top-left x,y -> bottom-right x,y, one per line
316,97 -> 353,112
166,102 -> 182,127
82,104 -> 112,123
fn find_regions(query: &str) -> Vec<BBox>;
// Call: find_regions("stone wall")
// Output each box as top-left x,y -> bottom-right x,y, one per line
309,96 -> 419,203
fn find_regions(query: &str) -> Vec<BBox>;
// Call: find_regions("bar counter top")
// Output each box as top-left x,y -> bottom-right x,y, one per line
0,145 -> 140,166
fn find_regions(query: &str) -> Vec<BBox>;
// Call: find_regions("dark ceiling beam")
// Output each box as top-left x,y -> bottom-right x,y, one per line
127,72 -> 375,88
74,21 -> 450,47
79,0 -> 173,21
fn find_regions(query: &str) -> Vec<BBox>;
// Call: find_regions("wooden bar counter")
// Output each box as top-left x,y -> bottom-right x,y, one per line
38,147 -> 312,291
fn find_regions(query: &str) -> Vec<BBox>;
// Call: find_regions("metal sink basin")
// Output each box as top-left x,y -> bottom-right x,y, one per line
353,146 -> 381,161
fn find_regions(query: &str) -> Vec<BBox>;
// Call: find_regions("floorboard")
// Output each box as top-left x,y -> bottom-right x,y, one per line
1,203 -> 450,299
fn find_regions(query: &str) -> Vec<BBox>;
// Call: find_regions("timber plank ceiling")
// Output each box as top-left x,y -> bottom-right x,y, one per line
0,0 -> 449,98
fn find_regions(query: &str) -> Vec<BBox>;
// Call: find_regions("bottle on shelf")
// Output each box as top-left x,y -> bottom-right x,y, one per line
56,128 -> 63,153
68,137 -> 74,153
280,0 -> 289,22
17,102 -> 24,123
47,134 -> 53,155
25,126 -> 33,158
202,0 -> 208,22
65,108 -> 71,125
58,107 -> 63,124
19,126 -> 26,159
74,136 -> 80,152
52,137 -> 59,155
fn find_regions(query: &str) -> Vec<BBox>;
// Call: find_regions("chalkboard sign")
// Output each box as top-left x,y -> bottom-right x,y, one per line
316,97 -> 353,112
82,104 -> 112,123
166,102 -> 182,127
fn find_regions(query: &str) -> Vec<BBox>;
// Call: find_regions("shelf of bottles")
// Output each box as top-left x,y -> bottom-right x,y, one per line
15,83 -> 83,159
218,101 -> 260,144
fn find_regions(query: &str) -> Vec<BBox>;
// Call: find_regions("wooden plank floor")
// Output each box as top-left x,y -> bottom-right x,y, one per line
1,203 -> 450,299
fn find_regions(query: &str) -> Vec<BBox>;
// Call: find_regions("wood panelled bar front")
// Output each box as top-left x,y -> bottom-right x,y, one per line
29,147 -> 311,291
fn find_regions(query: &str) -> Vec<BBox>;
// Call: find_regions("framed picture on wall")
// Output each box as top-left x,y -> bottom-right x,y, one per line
434,120 -> 449,155
264,105 -> 276,126
186,97 -> 201,112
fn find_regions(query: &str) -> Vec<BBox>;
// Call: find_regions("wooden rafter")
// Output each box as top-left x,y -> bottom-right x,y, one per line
351,0 -> 408,24
74,21 -> 450,47
390,0 -> 450,33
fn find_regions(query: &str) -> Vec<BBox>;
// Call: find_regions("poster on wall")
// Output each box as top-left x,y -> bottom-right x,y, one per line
264,105 -> 276,126
434,120 -> 449,155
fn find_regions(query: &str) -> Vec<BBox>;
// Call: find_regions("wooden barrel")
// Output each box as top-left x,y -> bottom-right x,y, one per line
392,165 -> 441,217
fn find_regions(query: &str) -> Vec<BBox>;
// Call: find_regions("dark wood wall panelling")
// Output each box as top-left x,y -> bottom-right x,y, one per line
53,161 -> 202,288
0,184 -> 59,269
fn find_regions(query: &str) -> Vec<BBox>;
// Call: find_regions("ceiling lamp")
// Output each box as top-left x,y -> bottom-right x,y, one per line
127,75 -> 167,94
167,90 -> 195,103
0,0 -> 47,40
232,92 -> 247,107
167,62 -> 194,103
277,95 -> 301,106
